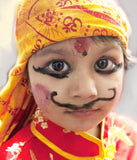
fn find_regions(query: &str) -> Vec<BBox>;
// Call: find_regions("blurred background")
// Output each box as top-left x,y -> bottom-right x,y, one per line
0,0 -> 137,120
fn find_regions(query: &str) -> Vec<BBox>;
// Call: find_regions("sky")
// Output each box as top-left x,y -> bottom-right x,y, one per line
0,0 -> 137,120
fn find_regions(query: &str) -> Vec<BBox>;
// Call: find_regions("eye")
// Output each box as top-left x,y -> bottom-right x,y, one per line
49,61 -> 69,72
33,59 -> 71,79
94,56 -> 121,74
96,58 -> 114,70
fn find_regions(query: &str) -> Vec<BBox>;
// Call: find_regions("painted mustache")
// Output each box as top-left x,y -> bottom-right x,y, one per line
51,88 -> 116,110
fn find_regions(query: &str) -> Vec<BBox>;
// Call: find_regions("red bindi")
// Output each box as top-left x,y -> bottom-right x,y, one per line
74,38 -> 90,56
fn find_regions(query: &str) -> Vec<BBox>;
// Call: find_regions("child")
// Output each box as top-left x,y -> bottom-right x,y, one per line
0,0 -> 137,159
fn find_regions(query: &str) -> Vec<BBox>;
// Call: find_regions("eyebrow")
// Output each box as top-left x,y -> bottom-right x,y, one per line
36,44 -> 121,57
36,47 -> 67,57
100,45 -> 121,54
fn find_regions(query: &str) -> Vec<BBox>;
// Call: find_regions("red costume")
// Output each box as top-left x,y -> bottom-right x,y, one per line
0,111 -> 137,160
0,1 -> 136,160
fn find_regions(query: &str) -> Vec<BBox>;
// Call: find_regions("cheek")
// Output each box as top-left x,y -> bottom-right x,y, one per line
110,84 -> 123,110
116,84 -> 123,101
32,84 -> 51,111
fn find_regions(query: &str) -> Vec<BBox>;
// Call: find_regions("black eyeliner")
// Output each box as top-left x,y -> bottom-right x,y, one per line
33,66 -> 69,79
95,63 -> 123,74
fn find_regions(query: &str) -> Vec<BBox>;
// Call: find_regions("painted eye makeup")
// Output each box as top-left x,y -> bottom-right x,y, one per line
94,56 -> 123,74
33,59 -> 71,79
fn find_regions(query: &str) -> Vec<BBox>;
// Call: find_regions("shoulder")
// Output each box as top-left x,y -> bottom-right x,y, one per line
107,112 -> 137,160
0,123 -> 35,160
108,112 -> 137,133
107,112 -> 137,143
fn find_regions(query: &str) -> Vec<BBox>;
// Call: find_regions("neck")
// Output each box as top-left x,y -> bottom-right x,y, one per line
86,124 -> 101,139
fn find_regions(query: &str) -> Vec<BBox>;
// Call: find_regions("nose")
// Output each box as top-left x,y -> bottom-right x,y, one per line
69,73 -> 97,99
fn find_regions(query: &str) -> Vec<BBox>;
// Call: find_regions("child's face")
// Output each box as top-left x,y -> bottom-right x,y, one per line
28,37 -> 125,132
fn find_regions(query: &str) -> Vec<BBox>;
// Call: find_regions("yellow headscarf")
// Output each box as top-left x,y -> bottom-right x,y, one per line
0,0 -> 128,145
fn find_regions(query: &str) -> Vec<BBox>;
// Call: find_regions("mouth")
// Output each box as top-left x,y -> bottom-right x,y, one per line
65,107 -> 100,117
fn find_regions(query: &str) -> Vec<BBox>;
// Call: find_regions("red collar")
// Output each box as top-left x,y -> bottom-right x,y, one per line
31,109 -> 107,159
30,109 -> 131,159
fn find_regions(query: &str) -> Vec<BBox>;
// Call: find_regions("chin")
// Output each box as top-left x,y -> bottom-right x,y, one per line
67,124 -> 96,133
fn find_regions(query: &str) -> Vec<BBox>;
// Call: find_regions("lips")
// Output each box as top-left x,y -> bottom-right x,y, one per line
65,108 -> 100,117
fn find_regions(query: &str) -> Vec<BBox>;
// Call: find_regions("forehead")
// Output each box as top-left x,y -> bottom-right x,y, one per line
37,37 -> 122,56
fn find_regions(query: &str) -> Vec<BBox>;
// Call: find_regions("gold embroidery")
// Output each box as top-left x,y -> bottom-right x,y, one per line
62,128 -> 71,133
38,116 -> 44,123
33,108 -> 48,129
49,153 -> 54,160
31,122 -> 105,160
31,111 -> 132,160
30,149 -> 38,160
102,118 -> 133,160
41,122 -> 48,129
104,143 -> 116,160
6,142 -> 25,160
108,120 -> 133,146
